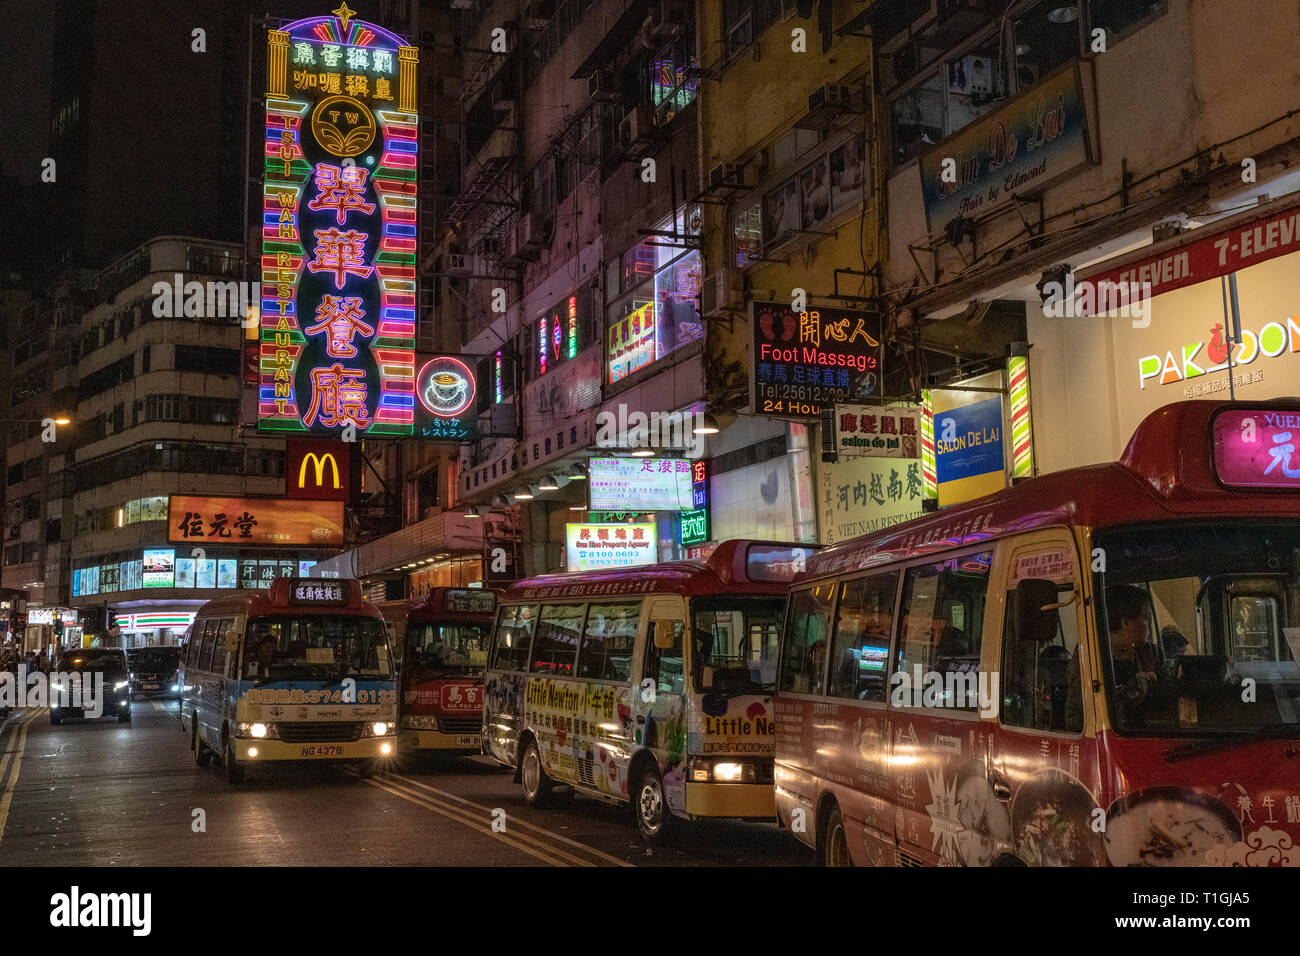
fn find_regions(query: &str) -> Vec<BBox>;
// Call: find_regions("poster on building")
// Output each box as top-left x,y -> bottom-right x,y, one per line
588,458 -> 694,511
258,9 -> 418,438
934,395 -> 1007,506
817,457 -> 926,545
142,549 -> 175,588
169,495 -> 345,547
751,301 -> 882,419
834,403 -> 921,458
566,523 -> 657,572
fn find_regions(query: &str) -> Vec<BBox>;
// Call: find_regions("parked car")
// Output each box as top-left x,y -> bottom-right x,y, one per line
50,649 -> 132,724
130,646 -> 181,700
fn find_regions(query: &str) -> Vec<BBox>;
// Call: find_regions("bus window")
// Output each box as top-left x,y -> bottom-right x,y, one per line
530,604 -> 584,676
896,551 -> 991,709
577,602 -> 640,682
779,585 -> 834,695
1094,523 -> 1300,735
1002,582 -> 1081,733
827,571 -> 899,703
246,616 -> 392,684
198,622 -> 217,672
492,605 -> 535,672
693,595 -> 785,694
406,623 -> 490,677
644,621 -> 684,695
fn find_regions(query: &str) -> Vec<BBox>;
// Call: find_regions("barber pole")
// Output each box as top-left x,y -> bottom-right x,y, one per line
1008,352 -> 1034,477
920,389 -> 938,499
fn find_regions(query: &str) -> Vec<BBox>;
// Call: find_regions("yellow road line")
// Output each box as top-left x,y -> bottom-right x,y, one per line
0,709 -> 44,845
387,771 -> 634,868
358,773 -> 577,866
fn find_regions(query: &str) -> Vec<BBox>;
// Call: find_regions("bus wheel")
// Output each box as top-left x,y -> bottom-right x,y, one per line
193,720 -> 212,767
633,764 -> 679,846
224,738 -> 245,784
821,805 -> 853,867
520,740 -> 554,808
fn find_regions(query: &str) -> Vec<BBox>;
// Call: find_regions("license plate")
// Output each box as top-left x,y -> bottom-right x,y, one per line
300,745 -> 343,757
144,684 -> 159,690
456,735 -> 477,746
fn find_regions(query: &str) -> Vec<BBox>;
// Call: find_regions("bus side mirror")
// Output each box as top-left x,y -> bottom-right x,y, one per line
1015,578 -> 1066,642
652,620 -> 677,650
224,633 -> 240,654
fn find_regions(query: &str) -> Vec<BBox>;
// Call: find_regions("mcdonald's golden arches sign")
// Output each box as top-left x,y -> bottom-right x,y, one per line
286,439 -> 351,501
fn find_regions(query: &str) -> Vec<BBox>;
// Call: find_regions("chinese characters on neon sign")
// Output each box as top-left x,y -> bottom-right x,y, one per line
259,10 -> 418,437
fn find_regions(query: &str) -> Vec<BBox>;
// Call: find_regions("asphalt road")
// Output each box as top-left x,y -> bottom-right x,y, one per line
0,702 -> 811,867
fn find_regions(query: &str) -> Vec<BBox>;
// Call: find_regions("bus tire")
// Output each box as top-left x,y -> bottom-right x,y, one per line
520,739 -> 554,808
821,805 -> 852,867
224,737 -> 245,784
193,717 -> 212,766
633,763 -> 679,846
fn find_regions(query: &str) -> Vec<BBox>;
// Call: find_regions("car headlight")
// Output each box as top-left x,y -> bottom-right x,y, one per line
363,721 -> 396,737
399,715 -> 438,730
114,681 -> 130,691
237,721 -> 279,739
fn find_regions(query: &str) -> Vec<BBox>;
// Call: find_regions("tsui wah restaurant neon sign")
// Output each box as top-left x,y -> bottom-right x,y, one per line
259,5 -> 418,437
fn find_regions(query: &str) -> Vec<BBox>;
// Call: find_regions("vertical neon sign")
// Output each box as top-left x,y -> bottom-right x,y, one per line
538,315 -> 548,375
494,350 -> 503,404
567,295 -> 578,359
259,5 -> 417,436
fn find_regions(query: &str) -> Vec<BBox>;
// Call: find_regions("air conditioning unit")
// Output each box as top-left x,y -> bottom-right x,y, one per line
446,254 -> 473,275
588,69 -> 619,102
524,0 -> 554,30
618,104 -> 655,154
700,269 -> 744,319
708,162 -> 744,190
643,0 -> 687,46
511,214 -> 546,261
948,55 -> 994,95
799,83 -> 858,130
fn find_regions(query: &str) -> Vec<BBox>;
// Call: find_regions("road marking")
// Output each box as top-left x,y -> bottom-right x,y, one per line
386,771 -> 634,868
353,771 -> 577,866
0,709 -> 44,845
152,702 -> 165,712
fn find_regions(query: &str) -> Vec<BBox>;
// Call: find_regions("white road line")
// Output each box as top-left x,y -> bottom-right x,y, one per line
0,709 -> 44,844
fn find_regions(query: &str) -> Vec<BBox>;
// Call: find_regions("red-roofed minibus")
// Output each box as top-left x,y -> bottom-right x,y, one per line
180,578 -> 397,784
483,540 -> 818,844
776,400 -> 1300,866
399,587 -> 499,756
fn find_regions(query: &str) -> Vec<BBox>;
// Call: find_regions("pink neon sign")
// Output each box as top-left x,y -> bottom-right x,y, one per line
1212,408 -> 1300,488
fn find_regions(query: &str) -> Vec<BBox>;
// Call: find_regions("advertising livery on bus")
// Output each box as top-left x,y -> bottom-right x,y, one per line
775,400 -> 1300,867
180,578 -> 398,784
399,587 -> 498,755
483,540 -> 816,843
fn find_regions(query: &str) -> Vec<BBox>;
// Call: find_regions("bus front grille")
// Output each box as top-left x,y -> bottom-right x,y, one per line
435,716 -> 482,735
278,722 -> 364,743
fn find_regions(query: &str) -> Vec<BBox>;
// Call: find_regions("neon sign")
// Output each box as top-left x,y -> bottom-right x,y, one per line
1137,317 -> 1300,389
1212,408 -> 1300,489
568,295 -> 578,359
259,5 -> 418,436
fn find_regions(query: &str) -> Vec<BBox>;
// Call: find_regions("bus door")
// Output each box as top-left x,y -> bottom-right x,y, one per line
484,604 -> 535,767
988,532 -> 1107,867
637,596 -> 687,815
889,548 -> 995,866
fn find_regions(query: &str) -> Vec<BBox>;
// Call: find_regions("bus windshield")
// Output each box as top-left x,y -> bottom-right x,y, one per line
1094,523 -> 1300,737
692,595 -> 785,695
404,623 -> 489,678
244,616 -> 393,684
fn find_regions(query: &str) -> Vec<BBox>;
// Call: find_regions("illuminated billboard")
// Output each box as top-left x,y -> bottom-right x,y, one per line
589,457 -> 694,511
566,523 -> 658,572
169,496 -> 345,547
259,5 -> 419,437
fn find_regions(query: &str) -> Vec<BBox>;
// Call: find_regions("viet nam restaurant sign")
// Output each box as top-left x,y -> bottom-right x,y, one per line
918,61 -> 1094,232
751,301 -> 882,419
169,496 -> 344,547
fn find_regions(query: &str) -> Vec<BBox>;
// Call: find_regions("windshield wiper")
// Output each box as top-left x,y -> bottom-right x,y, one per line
1164,722 -> 1299,763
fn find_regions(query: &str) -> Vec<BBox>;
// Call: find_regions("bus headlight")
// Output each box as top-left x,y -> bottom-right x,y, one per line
364,721 -> 396,737
713,762 -> 746,782
689,757 -> 757,783
237,722 -> 279,739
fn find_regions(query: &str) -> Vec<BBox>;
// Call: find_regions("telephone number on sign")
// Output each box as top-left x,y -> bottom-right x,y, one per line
756,384 -> 846,404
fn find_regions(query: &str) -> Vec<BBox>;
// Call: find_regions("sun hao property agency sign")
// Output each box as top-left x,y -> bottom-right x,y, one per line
918,61 -> 1094,232
751,301 -> 882,419
259,6 -> 419,437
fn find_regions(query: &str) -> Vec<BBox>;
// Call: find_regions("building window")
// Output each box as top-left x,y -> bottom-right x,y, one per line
606,225 -> 703,385
175,345 -> 239,374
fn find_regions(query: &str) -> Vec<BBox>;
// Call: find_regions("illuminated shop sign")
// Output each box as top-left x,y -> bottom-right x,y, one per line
287,439 -> 350,500
751,301 -> 882,419
259,6 -> 418,437
169,495 -> 345,547
1138,316 -> 1300,390
834,403 -> 921,458
289,579 -> 349,604
608,300 -> 656,383
142,549 -> 176,588
589,458 -> 694,511
415,354 -> 479,442
566,523 -> 658,572
679,459 -> 710,546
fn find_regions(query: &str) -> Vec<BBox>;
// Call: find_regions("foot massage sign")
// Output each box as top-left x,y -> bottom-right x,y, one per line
259,5 -> 418,437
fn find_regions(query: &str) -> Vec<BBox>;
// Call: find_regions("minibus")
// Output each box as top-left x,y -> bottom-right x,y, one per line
483,539 -> 817,844
180,578 -> 398,784
399,587 -> 498,756
775,400 -> 1300,867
